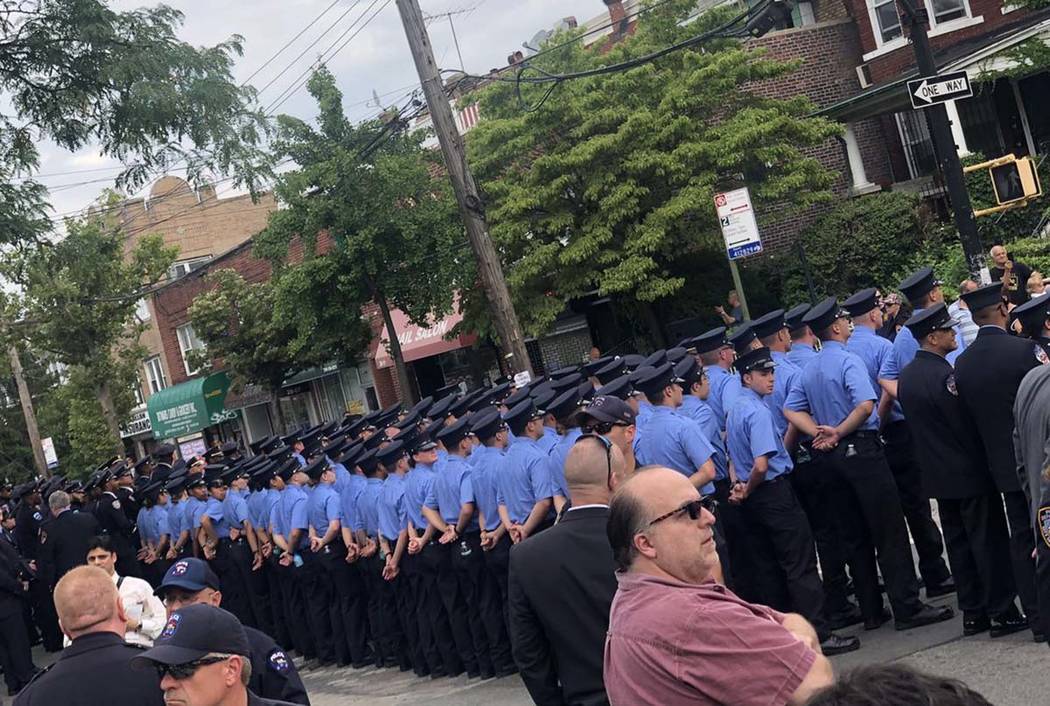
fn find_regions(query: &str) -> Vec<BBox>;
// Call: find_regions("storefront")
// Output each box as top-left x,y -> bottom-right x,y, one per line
145,371 -> 243,458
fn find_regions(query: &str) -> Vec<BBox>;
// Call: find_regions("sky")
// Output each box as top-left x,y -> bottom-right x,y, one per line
35,0 -> 610,224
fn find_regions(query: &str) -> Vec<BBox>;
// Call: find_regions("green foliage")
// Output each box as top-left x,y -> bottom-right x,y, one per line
1000,235 -> 1050,275
466,1 -> 842,336
0,1 -> 273,244
961,152 -> 1050,247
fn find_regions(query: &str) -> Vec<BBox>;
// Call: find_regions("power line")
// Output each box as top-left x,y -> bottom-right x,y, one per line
241,0 -> 346,87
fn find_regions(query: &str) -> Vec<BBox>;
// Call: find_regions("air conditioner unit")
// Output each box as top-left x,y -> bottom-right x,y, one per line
856,63 -> 873,89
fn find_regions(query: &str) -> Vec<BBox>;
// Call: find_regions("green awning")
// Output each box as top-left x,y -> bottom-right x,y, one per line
147,372 -> 232,439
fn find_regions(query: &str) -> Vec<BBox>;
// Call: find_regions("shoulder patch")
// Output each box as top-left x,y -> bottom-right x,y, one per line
268,648 -> 290,673
32,511 -> 42,521
112,500 -> 121,510
945,374 -> 957,396
161,613 -> 181,639
1040,507 -> 1050,549
1036,345 -> 1050,366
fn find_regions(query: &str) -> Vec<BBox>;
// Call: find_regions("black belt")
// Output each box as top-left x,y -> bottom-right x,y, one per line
219,537 -> 246,545
844,429 -> 880,441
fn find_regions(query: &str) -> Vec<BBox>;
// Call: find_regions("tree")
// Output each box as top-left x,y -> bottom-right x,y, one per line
254,67 -> 467,404
466,1 -> 841,341
186,267 -> 372,432
0,0 -> 271,245
12,215 -> 177,456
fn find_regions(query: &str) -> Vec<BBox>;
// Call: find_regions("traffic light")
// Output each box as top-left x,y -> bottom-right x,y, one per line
962,153 -> 1042,216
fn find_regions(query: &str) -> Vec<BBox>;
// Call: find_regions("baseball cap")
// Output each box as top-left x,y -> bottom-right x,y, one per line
155,558 -> 221,598
579,395 -> 636,426
131,604 -> 250,669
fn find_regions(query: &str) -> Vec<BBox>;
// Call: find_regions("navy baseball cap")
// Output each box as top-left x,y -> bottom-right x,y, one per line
131,604 -> 250,668
155,558 -> 221,598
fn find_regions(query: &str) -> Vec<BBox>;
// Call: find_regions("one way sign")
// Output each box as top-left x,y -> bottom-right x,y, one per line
907,71 -> 972,110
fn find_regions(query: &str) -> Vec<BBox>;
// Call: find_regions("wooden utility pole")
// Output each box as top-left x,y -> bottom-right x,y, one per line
395,0 -> 534,377
8,343 -> 47,477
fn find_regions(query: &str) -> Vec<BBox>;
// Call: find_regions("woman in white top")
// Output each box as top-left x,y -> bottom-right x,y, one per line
79,535 -> 166,647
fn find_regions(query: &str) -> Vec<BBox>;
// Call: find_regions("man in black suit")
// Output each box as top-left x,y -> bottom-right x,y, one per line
508,429 -> 625,706
897,304 -> 1026,638
37,490 -> 100,590
0,523 -> 37,695
953,282 -> 1047,640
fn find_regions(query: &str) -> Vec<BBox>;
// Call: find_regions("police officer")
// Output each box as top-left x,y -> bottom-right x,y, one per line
953,281 -> 1045,640
153,559 -> 309,704
498,399 -> 557,543
354,449 -> 397,668
545,383 -> 595,512
692,328 -> 741,431
163,474 -> 189,561
844,287 -> 954,597
303,457 -> 345,666
785,304 -> 819,368
375,440 -> 415,672
897,304 -> 1027,638
330,446 -> 374,669
784,297 -> 953,631
264,459 -> 305,659
95,465 -> 140,579
274,457 -> 319,667
469,408 -> 513,620
726,347 -> 859,656
1012,293 -> 1050,356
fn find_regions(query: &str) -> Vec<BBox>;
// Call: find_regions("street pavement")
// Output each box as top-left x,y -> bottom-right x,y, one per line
294,592 -> 1049,706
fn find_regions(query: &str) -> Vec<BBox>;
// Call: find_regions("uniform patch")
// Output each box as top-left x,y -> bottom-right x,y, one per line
111,500 -> 121,510
945,374 -> 958,396
32,512 -> 42,521
172,560 -> 189,576
161,614 -> 181,639
268,649 -> 289,673
1040,507 -> 1050,549
1036,345 -> 1050,366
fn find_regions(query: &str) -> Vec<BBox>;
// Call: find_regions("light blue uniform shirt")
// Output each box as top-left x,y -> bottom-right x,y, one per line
847,326 -> 904,424
151,505 -> 170,540
247,490 -> 269,529
308,483 -> 342,535
537,426 -> 559,454
280,484 -> 310,550
425,454 -> 477,530
340,475 -> 368,533
679,396 -> 728,481
636,401 -> 654,432
704,366 -> 741,431
403,463 -> 437,532
786,341 -> 818,369
547,427 -> 582,501
269,491 -> 287,539
469,445 -> 505,531
377,474 -> 407,541
768,351 -> 802,436
727,387 -> 793,482
632,405 -> 716,495
260,490 -> 281,534
496,437 -> 554,524
293,452 -> 308,468
357,478 -> 383,537
167,499 -> 183,539
878,308 -> 964,381
188,496 -> 207,530
222,491 -> 250,538
330,460 -> 352,495
204,497 -> 232,538
785,340 -> 879,430
137,507 -> 154,543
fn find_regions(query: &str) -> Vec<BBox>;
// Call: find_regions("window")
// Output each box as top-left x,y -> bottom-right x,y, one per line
168,256 -> 211,281
896,111 -> 937,179
131,377 -> 144,406
176,324 -> 206,376
931,0 -> 967,23
144,356 -> 168,393
867,0 -> 976,52
872,0 -> 902,43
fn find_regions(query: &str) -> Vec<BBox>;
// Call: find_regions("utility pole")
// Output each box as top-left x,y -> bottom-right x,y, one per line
396,0 -> 534,376
8,342 -> 47,477
899,0 -> 984,274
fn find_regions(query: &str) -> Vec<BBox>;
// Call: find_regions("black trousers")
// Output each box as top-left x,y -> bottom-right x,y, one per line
712,479 -> 747,597
334,557 -> 372,665
301,552 -> 336,663
822,433 -> 923,621
213,539 -> 253,629
0,606 -> 34,692
278,557 -> 316,659
790,452 -> 852,616
938,494 -> 1018,619
478,534 -> 514,671
419,541 -> 464,676
404,547 -> 440,675
244,552 -> 274,638
394,552 -> 427,674
434,540 -> 484,674
28,577 -> 61,651
362,550 -> 399,664
481,532 -> 511,610
739,477 -> 829,638
1004,490 -> 1041,634
883,421 -> 951,587
450,532 -> 493,675
390,570 -> 417,671
265,561 -> 294,650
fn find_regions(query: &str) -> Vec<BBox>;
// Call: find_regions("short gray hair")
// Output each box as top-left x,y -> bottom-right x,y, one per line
203,652 -> 251,685
48,491 -> 70,513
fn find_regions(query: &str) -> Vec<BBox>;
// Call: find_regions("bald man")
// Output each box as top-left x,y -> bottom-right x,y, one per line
14,565 -> 164,705
508,435 -> 624,706
604,467 -> 835,706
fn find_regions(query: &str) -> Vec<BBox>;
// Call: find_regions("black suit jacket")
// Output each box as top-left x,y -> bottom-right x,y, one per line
0,536 -> 26,618
954,326 -> 1043,492
508,506 -> 617,706
38,509 -> 101,588
898,350 -> 996,499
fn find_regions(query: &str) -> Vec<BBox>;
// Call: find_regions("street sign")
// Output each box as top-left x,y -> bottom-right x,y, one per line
714,187 -> 762,260
908,71 -> 972,109
41,437 -> 58,469
513,371 -> 532,388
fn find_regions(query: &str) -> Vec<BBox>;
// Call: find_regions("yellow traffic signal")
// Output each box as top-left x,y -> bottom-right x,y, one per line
963,154 -> 1042,216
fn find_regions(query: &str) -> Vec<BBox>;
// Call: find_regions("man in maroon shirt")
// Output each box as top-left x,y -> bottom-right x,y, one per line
604,466 -> 834,706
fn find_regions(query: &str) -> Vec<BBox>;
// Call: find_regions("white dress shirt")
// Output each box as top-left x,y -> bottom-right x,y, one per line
62,571 -> 166,648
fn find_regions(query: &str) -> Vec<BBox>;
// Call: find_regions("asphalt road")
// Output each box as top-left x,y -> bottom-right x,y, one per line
296,592 -> 1050,706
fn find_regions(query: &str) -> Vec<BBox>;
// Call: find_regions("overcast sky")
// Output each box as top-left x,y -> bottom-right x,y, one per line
39,0 -> 609,223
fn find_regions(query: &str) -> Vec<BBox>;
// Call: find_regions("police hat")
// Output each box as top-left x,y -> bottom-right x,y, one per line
204,466 -> 226,488
185,475 -> 206,491
736,346 -> 776,374
275,458 -> 300,482
528,381 -> 555,402
641,350 -> 667,368
280,431 -> 300,447
960,281 -> 1005,312
375,440 -> 407,467
380,402 -> 402,418
899,267 -> 942,304
595,374 -> 634,401
470,407 -> 506,440
843,288 -> 879,317
132,457 -> 151,473
411,428 -> 439,454
551,372 -> 584,392
633,362 -> 681,399
489,381 -> 513,404
579,395 -> 636,426
904,302 -> 956,340
436,418 -> 472,449
666,347 -> 688,363
357,449 -> 380,475
548,365 -> 580,380
583,357 -> 612,378
267,445 -> 292,464
502,399 -> 544,434
751,309 -> 787,341
426,393 -> 458,421
502,388 -> 531,409
303,457 -> 329,481
152,443 -> 176,460
250,461 -> 276,485
164,474 -> 188,495
531,387 -> 556,413
336,443 -> 365,468
785,304 -> 812,332
343,417 -> 368,438
594,357 -> 628,385
154,558 -> 221,597
468,387 -> 499,413
547,385 -> 585,423
621,354 -> 646,371
220,441 -> 239,455
727,323 -> 757,356
395,409 -> 422,431
802,297 -> 849,334
673,356 -> 700,387
447,395 -> 472,420
1012,293 -> 1050,332
691,328 -> 729,355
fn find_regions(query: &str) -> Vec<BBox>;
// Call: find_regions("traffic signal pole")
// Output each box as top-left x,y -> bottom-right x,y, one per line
899,0 -> 985,275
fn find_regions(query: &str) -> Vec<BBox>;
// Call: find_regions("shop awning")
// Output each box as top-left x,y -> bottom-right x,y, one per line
146,372 -> 232,439
373,304 -> 476,370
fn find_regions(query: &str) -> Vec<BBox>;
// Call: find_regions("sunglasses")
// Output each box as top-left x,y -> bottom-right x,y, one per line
580,420 -> 630,435
647,496 -> 718,527
155,655 -> 229,681
574,433 -> 615,486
